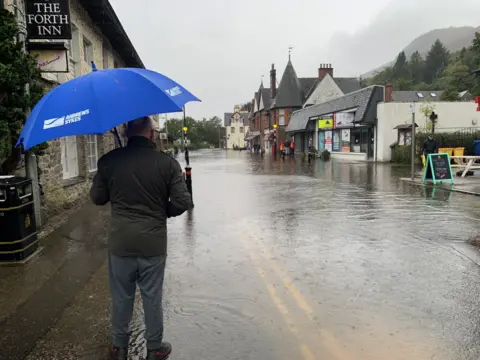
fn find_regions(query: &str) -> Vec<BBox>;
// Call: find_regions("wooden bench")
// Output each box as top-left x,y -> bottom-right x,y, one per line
450,156 -> 480,177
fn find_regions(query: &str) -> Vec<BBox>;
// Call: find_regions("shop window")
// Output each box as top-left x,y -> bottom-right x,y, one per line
332,130 -> 341,152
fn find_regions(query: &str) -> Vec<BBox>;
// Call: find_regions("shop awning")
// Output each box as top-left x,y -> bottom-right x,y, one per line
263,129 -> 275,141
245,131 -> 261,141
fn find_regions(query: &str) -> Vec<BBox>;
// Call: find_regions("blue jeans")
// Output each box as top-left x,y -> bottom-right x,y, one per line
108,252 -> 167,350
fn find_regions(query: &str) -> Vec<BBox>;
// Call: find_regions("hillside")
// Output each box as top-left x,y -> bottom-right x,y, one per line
364,26 -> 480,77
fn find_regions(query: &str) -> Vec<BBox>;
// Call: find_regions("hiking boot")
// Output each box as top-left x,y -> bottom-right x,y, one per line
111,346 -> 128,360
146,342 -> 172,360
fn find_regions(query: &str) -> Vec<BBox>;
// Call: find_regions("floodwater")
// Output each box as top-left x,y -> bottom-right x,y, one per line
157,150 -> 480,360
2,149 -> 480,360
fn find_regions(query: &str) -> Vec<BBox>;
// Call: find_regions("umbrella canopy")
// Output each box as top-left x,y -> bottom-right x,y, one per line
17,68 -> 200,150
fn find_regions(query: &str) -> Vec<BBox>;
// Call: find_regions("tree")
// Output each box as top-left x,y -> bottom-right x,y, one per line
424,39 -> 450,84
409,51 -> 425,84
161,116 -> 222,148
439,61 -> 472,101
393,51 -> 409,79
240,102 -> 252,112
0,9 -> 45,174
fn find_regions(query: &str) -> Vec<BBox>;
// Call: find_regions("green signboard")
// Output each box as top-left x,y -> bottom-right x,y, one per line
422,153 -> 454,185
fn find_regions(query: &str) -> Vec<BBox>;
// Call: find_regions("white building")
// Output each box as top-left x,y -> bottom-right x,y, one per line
224,105 -> 249,149
377,100 -> 480,162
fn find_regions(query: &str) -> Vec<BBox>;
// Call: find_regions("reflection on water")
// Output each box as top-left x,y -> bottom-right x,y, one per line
127,150 -> 480,360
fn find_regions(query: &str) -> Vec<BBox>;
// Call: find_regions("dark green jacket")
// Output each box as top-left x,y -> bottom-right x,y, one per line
90,136 -> 192,257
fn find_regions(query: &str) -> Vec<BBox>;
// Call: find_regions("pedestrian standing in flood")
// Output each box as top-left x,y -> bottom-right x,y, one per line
90,116 -> 192,360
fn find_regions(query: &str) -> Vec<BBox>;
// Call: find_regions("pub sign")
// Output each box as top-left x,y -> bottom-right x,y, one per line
26,0 -> 72,40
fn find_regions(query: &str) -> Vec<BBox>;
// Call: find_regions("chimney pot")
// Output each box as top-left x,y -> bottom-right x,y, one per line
318,63 -> 334,80
385,83 -> 393,102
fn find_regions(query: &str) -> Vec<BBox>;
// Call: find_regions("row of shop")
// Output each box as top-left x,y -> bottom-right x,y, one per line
286,85 -> 384,161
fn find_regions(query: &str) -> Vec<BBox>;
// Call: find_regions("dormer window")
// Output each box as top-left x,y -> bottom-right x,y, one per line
417,93 -> 424,99
430,93 -> 437,97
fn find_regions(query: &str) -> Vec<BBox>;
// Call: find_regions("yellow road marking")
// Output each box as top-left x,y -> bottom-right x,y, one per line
243,238 -> 315,360
257,242 -> 354,360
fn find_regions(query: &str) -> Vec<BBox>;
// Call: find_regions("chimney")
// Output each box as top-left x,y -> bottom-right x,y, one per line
270,63 -> 277,99
385,83 -> 393,102
318,63 -> 334,81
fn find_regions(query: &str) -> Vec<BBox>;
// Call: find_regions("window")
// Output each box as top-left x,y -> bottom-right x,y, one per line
83,37 -> 93,63
430,93 -> 437,97
231,127 -> 235,134
67,25 -> 80,76
86,135 -> 99,172
102,45 -> 110,69
417,92 -> 424,99
279,109 -> 285,126
60,136 -> 79,179
113,60 -> 119,68
240,127 -> 244,133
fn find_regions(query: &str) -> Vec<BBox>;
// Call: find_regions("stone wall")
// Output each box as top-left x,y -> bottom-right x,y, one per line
32,0 -> 128,221
38,132 -> 117,219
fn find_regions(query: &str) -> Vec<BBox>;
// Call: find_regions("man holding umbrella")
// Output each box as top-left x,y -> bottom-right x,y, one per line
90,116 -> 192,360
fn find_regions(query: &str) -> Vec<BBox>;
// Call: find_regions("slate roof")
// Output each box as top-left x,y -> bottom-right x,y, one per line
286,86 -> 384,133
224,112 -> 249,126
392,91 -> 443,102
299,78 -> 317,100
260,86 -> 272,112
274,60 -> 304,108
333,77 -> 362,94
303,76 -> 362,104
224,113 -> 233,126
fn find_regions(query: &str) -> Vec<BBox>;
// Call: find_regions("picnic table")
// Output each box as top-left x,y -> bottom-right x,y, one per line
450,156 -> 480,177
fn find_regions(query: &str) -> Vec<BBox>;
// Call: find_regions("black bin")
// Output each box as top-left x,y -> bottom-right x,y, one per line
0,176 -> 38,262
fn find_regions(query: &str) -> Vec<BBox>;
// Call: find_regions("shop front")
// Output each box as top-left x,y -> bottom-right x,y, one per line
315,110 -> 375,160
286,85 -> 384,161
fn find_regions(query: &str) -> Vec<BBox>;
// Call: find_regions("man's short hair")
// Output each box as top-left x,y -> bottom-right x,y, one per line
126,116 -> 153,138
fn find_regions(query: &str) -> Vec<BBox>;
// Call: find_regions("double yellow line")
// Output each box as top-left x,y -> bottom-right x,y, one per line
241,236 -> 353,360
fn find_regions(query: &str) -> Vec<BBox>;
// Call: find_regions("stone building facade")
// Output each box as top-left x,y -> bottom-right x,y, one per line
5,0 -> 145,218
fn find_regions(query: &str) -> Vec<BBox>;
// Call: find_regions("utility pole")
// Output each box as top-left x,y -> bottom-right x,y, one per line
410,103 -> 416,180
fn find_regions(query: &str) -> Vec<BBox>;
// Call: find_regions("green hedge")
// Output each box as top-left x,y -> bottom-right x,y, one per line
393,145 -> 412,164
416,130 -> 480,155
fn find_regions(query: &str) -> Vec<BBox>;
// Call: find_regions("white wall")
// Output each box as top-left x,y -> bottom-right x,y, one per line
377,101 -> 480,162
304,74 -> 344,107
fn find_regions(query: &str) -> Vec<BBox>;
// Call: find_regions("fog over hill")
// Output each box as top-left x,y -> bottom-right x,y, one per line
326,0 -> 480,77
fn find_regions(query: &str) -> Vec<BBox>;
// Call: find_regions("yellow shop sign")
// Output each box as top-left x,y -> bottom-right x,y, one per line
318,118 -> 334,129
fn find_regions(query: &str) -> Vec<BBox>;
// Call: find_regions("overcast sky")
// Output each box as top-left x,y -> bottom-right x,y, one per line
110,0 -> 480,121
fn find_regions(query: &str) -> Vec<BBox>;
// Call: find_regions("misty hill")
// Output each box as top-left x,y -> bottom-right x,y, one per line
364,26 -> 480,78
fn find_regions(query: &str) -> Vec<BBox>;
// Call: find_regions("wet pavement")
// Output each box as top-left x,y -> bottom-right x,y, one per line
1,150 -> 480,360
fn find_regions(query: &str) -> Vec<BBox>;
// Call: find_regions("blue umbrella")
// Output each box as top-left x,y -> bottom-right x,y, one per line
17,67 -> 200,150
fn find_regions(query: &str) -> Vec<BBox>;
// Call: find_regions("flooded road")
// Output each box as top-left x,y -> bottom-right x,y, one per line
161,150 -> 480,360
3,149 -> 480,360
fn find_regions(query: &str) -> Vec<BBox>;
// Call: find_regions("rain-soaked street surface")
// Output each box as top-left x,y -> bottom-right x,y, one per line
1,149 -> 480,360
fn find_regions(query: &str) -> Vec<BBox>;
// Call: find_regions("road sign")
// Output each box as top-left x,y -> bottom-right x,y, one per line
410,102 -> 415,114
159,133 -> 167,140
